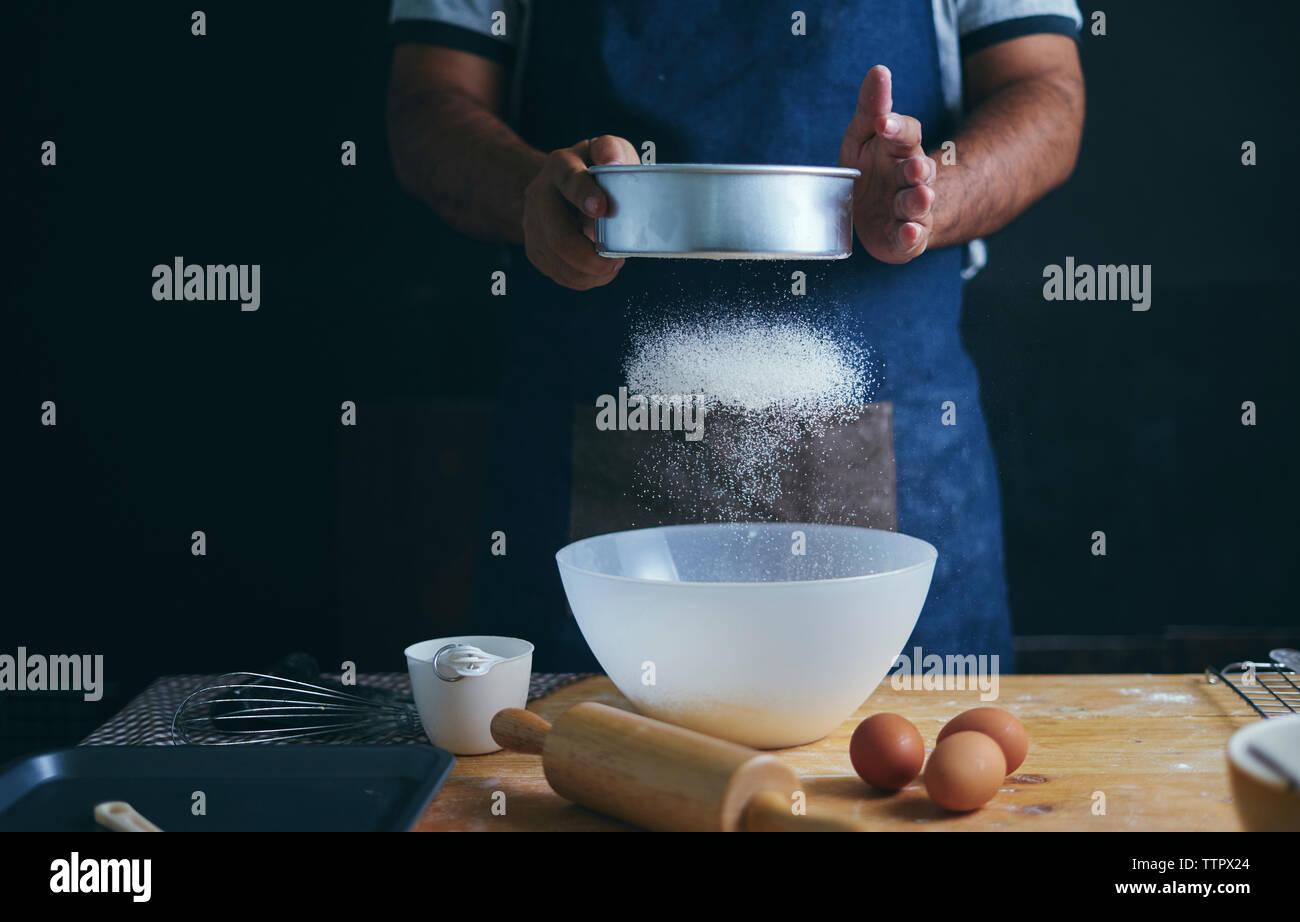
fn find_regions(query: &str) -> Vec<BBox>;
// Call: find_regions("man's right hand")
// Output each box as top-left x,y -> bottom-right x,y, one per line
523,135 -> 639,290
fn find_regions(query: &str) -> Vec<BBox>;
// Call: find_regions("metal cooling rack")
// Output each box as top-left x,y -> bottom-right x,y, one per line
1206,659 -> 1300,718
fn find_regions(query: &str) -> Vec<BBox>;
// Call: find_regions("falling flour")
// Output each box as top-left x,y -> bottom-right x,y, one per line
625,315 -> 870,415
622,310 -> 875,518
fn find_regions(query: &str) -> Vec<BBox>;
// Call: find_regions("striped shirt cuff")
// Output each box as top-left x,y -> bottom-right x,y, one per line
390,19 -> 516,64
961,13 -> 1079,55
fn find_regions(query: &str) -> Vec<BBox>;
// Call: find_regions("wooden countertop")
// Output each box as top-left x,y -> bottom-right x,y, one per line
413,673 -> 1258,831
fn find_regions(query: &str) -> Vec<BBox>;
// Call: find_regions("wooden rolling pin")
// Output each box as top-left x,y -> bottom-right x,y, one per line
490,702 -> 865,832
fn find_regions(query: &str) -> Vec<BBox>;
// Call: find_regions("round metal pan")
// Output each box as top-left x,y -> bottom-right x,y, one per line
589,164 -> 860,260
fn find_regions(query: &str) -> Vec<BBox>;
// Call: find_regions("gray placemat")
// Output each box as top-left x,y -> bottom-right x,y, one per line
80,672 -> 595,746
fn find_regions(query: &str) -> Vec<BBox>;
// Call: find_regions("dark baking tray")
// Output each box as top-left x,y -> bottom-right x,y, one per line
0,745 -> 454,832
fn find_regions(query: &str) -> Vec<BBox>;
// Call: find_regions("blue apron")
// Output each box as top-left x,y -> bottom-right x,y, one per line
479,0 -> 1013,671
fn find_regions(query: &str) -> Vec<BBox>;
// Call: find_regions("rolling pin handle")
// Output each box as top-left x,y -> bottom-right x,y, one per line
743,790 -> 868,833
491,708 -> 551,755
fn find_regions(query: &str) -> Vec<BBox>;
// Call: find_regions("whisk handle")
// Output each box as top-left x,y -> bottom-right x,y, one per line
491,708 -> 551,755
94,801 -> 162,832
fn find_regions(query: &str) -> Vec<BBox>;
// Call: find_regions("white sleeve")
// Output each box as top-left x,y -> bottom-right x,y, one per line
956,0 -> 1082,51
389,0 -> 523,50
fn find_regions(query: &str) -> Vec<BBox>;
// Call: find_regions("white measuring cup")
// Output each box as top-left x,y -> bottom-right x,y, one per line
404,635 -> 533,755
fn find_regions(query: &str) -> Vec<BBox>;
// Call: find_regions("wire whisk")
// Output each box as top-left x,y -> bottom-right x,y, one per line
171,672 -> 423,745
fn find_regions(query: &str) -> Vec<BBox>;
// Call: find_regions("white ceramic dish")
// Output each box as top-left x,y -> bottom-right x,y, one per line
556,523 -> 937,748
1227,713 -> 1300,831
405,635 -> 533,755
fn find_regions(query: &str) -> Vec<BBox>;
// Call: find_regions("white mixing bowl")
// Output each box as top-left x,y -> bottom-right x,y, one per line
556,522 -> 937,748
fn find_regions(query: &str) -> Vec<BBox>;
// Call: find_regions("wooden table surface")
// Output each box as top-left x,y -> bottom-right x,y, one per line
413,673 -> 1258,831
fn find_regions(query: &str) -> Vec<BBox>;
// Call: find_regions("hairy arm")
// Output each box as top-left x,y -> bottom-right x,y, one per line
928,34 -> 1085,249
386,44 -> 543,243
386,43 -> 637,288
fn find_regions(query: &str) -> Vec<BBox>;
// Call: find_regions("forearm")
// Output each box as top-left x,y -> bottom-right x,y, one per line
387,85 -> 544,243
929,69 -> 1084,249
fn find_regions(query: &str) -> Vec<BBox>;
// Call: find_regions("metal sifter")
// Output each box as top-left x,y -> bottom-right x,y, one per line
590,163 -> 860,260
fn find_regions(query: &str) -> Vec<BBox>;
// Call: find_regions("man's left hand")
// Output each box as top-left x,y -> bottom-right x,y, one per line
839,64 -> 935,264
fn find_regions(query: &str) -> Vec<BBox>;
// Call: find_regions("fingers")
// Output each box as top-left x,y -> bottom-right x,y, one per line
894,221 -> 928,258
525,180 -> 624,289
841,64 -> 893,158
535,257 -> 621,291
859,64 -> 893,120
894,183 -> 934,222
547,215 -> 614,274
894,154 -> 935,187
551,147 -> 609,217
548,255 -> 625,291
875,113 -> 922,158
840,68 -> 934,265
588,134 -> 639,166
525,135 -> 638,290
545,213 -> 621,286
528,230 -> 624,290
550,135 -> 639,217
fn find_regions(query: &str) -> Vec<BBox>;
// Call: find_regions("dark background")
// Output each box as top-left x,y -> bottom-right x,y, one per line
4,2 -> 1296,759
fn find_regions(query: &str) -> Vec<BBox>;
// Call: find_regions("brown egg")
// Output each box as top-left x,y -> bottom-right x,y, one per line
924,731 -> 1007,811
850,713 -> 925,791
937,707 -> 1028,774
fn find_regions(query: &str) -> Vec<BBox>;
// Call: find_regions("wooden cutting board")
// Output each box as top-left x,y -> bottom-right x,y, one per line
412,673 -> 1259,831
